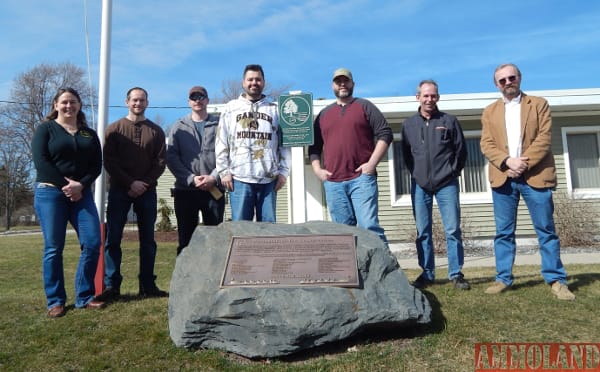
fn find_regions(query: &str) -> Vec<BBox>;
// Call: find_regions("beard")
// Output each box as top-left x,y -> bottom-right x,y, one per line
244,85 -> 263,99
334,86 -> 353,99
502,85 -> 520,98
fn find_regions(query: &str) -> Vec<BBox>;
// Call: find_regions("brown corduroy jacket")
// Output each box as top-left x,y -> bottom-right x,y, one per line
480,93 -> 557,189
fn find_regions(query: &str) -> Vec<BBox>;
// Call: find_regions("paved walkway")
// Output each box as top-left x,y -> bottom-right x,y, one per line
394,251 -> 600,269
390,243 -> 600,269
3,230 -> 599,269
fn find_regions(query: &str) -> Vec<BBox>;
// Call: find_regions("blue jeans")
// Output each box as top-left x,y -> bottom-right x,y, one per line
229,179 -> 276,222
411,179 -> 464,280
323,173 -> 388,244
104,187 -> 158,289
491,178 -> 567,286
34,184 -> 101,309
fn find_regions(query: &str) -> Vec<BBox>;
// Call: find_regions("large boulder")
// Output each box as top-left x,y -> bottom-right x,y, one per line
168,221 -> 431,358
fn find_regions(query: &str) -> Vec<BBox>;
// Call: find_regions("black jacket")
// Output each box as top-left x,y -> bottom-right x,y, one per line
401,109 -> 467,192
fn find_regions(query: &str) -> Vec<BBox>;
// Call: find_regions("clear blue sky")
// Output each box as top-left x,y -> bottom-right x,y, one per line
1,0 -> 599,128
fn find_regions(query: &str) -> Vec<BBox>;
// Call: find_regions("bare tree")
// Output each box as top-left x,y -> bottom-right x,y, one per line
152,113 -> 172,136
0,124 -> 32,230
212,79 -> 293,103
212,79 -> 243,103
0,62 -> 95,165
0,62 -> 94,228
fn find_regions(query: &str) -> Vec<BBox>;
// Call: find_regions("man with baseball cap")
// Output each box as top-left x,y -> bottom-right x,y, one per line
332,68 -> 353,80
309,68 -> 392,244
166,86 -> 225,255
189,86 -> 207,99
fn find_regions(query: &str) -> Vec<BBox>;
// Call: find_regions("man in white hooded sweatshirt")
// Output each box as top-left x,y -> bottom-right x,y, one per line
216,64 -> 290,222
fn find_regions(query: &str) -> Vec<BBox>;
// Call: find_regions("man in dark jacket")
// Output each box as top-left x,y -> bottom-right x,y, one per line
401,79 -> 469,290
167,86 -> 224,255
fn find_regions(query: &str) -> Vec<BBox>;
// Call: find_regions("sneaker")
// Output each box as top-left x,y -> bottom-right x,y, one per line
451,277 -> 471,290
485,281 -> 509,294
551,282 -> 575,301
139,284 -> 168,298
97,287 -> 120,302
412,276 -> 434,289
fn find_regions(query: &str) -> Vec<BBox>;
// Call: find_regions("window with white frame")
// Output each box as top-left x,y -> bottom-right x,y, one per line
562,126 -> 600,196
388,130 -> 491,205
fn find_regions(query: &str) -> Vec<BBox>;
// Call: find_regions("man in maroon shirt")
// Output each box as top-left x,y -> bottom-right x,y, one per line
308,68 -> 392,244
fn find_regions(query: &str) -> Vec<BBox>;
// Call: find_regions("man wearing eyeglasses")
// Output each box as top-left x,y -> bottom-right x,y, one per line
308,68 -> 392,245
167,86 -> 225,256
480,63 -> 575,300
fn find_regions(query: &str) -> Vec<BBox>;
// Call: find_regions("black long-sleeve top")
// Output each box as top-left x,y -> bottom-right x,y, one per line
32,120 -> 102,189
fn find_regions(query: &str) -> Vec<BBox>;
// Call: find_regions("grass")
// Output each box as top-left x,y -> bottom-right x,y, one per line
0,225 -> 41,233
1,233 -> 599,371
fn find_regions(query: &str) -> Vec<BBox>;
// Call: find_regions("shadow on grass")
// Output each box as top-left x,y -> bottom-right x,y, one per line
511,272 -> 600,293
274,321 -> 442,364
98,293 -> 170,305
267,289 -> 446,363
246,272 -> 600,363
569,272 -> 600,291
411,289 -> 446,336
463,269 -> 600,295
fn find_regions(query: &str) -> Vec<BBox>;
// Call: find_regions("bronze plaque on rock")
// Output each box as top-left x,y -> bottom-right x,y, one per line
221,234 -> 358,288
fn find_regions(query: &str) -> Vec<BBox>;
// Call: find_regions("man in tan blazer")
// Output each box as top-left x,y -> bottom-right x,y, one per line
480,63 -> 574,300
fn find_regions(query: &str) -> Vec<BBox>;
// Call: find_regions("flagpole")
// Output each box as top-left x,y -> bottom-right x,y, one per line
94,0 -> 112,296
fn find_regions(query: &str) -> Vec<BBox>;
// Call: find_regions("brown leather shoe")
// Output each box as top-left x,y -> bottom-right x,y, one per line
85,299 -> 106,309
47,305 -> 66,318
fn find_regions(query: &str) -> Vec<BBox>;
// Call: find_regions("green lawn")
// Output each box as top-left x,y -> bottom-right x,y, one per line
0,233 -> 598,371
0,225 -> 40,233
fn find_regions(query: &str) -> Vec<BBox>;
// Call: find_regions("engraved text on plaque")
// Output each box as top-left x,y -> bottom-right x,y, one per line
220,234 -> 358,287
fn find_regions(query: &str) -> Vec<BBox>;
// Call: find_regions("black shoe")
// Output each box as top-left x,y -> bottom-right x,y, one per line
139,284 -> 168,298
97,287 -> 120,302
412,276 -> 434,289
451,277 -> 471,290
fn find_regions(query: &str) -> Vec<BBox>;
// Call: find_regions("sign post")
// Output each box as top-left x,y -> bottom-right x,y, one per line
278,92 -> 313,147
278,92 -> 314,222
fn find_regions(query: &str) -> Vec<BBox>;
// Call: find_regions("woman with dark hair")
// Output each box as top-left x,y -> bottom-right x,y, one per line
32,87 -> 105,318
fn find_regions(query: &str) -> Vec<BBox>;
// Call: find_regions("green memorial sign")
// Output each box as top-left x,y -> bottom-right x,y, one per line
278,92 -> 314,147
